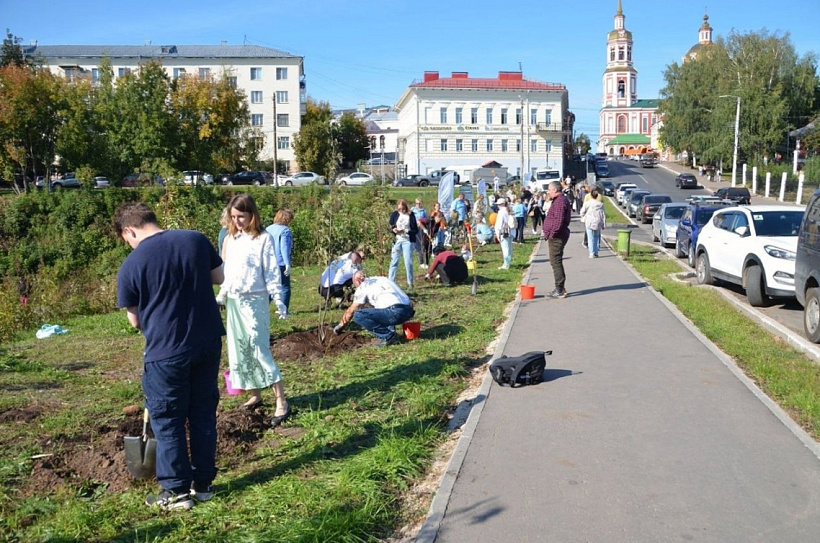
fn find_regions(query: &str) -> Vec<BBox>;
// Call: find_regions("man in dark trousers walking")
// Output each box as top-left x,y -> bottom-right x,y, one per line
542,181 -> 572,298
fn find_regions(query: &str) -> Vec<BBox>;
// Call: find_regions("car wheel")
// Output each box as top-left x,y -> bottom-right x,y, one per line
254,180 -> 261,186
227,181 -> 234,186
52,183 -> 62,189
745,265 -> 770,307
340,181 -> 347,186
675,239 -> 686,258
652,229 -> 659,242
804,287 -> 820,343
419,180 -> 429,187
696,252 -> 713,285
285,181 -> 293,186
687,245 -> 696,268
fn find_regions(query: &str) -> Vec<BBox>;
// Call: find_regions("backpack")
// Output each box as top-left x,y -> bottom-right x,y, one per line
489,351 -> 551,387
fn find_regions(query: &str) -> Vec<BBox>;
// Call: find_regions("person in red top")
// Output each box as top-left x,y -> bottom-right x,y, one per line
423,245 -> 468,287
541,181 -> 572,298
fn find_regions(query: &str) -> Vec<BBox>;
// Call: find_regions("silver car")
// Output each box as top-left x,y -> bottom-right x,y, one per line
627,191 -> 651,217
652,203 -> 687,247
284,171 -> 325,186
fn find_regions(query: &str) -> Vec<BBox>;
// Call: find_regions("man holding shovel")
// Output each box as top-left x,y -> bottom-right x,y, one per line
115,202 -> 225,511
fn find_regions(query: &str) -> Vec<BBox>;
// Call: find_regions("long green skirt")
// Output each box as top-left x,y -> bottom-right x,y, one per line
225,294 -> 283,391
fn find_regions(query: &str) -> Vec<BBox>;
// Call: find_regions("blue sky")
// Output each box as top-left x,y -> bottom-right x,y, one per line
4,0 -> 820,146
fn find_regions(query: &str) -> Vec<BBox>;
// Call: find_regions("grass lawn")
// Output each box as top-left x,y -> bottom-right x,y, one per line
0,214 -> 538,542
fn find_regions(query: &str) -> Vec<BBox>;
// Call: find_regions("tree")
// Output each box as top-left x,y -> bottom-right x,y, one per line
573,133 -> 591,155
0,30 -> 37,69
292,98 -> 334,176
334,112 -> 369,168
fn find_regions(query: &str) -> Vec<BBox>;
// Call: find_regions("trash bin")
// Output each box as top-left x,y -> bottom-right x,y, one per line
617,229 -> 632,256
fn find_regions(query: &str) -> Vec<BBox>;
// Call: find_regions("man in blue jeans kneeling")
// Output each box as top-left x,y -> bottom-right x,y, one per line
115,202 -> 226,511
333,271 -> 414,347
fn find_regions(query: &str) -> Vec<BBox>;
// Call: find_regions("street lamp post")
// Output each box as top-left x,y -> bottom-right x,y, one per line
719,95 -> 740,187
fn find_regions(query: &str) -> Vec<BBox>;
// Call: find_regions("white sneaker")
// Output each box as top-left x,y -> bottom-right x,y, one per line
419,264 -> 428,269
498,264 -> 509,270
589,254 -> 594,259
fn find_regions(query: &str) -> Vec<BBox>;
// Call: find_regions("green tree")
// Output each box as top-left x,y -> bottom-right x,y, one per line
292,98 -> 334,176
335,112 -> 369,168
573,133 -> 592,155
0,30 -> 38,69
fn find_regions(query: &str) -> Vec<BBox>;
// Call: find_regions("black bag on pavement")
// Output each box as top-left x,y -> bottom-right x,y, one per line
489,351 -> 551,387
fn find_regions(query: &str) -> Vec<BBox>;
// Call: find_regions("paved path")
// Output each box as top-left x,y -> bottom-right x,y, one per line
418,216 -> 820,542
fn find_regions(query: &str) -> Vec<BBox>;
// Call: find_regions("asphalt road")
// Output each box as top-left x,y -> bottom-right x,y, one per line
600,158 -> 806,340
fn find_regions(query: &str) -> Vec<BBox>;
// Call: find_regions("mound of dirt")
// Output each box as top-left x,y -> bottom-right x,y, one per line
273,326 -> 372,361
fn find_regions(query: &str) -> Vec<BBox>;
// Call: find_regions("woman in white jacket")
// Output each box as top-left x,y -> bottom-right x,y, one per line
494,198 -> 515,269
579,189 -> 606,258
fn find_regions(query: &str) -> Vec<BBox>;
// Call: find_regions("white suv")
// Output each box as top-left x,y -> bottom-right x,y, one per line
694,205 -> 805,306
615,183 -> 637,205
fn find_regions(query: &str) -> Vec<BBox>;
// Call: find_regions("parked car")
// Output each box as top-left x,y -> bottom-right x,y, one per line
429,169 -> 460,185
224,171 -> 266,186
695,205 -> 804,306
366,157 -> 395,166
675,203 -> 735,268
182,170 -> 214,185
393,174 -> 433,187
337,172 -> 375,186
122,173 -> 153,187
615,183 -> 637,204
51,173 -> 81,189
284,171 -> 325,186
599,180 -> 616,196
652,203 -> 688,247
627,190 -> 651,217
794,189 -> 820,342
714,186 -> 752,205
93,176 -> 110,189
675,173 -> 698,189
686,194 -> 723,204
596,163 -> 611,177
636,194 -> 672,223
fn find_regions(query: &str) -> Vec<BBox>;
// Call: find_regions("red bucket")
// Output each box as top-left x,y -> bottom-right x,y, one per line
224,370 -> 243,396
402,321 -> 421,340
520,284 -> 536,300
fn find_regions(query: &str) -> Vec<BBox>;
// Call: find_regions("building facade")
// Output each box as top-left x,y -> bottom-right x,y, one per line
597,0 -> 660,156
395,71 -> 571,181
362,106 -> 399,160
25,44 -> 305,170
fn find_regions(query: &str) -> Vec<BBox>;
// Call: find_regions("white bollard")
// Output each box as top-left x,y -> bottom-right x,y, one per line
797,172 -> 805,205
752,166 -> 757,194
765,172 -> 771,198
779,172 -> 787,202
742,163 -> 748,186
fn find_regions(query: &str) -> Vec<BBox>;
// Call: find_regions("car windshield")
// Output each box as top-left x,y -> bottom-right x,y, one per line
696,209 -> 718,226
752,211 -> 804,236
664,207 -> 686,219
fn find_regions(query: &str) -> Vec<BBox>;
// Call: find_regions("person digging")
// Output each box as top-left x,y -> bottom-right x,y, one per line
333,271 -> 414,347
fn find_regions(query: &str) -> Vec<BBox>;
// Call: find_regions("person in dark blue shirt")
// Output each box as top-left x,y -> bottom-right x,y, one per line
116,202 -> 225,511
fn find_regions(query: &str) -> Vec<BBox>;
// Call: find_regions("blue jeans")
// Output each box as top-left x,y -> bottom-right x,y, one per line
388,239 -> 414,287
353,304 -> 415,341
499,234 -> 513,266
586,228 -> 601,256
279,264 -> 291,310
142,339 -> 221,494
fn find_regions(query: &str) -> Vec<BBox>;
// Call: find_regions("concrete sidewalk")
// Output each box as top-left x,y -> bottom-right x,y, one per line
418,217 -> 820,542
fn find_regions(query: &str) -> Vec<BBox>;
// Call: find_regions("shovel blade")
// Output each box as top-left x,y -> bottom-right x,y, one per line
124,436 -> 157,479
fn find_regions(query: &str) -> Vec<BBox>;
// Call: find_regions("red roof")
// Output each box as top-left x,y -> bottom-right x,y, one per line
412,71 -> 565,91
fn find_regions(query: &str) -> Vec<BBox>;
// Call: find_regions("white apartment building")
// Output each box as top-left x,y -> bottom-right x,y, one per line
24,44 -> 305,170
395,71 -> 571,180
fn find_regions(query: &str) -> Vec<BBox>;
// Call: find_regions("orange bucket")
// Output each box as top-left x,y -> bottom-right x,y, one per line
402,321 -> 421,340
520,284 -> 536,300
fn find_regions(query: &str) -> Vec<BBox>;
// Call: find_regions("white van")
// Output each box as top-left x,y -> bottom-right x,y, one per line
534,169 -> 561,191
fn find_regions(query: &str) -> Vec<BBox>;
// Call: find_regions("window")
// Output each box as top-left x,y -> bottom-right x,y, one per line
642,116 -> 648,132
440,107 -> 447,124
627,46 -> 632,61
455,107 -> 463,124
501,139 -> 508,152
471,139 -> 478,152
456,139 -> 463,152
545,141 -> 552,153
486,139 -> 493,152
530,108 -> 537,125
118,67 -> 131,78
276,67 -> 288,80
610,47 -> 615,61
424,139 -> 429,152
199,68 -> 211,79
471,107 -> 478,124
250,67 -> 262,80
251,114 -> 263,127
276,90 -> 288,103
545,109 -> 552,125
91,68 -> 100,84
379,135 -> 385,149
516,108 -> 521,124
251,91 -> 263,104
278,136 -> 290,149
516,139 -> 521,152
277,114 -> 289,127
440,139 -> 448,152
227,76 -> 237,89
486,108 -> 493,124
173,68 -> 187,80
501,108 -> 508,125
618,47 -> 624,60
618,80 -> 625,98
531,139 -> 538,152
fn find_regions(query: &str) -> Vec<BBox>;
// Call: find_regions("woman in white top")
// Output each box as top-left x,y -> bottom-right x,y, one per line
388,199 -> 418,290
494,198 -> 515,269
218,194 -> 290,426
580,189 -> 606,258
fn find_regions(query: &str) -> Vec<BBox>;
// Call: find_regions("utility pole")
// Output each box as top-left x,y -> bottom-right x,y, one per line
519,95 -> 524,179
272,95 -> 279,187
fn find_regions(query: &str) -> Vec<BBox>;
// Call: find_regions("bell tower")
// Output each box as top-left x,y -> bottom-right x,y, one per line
602,0 -> 637,108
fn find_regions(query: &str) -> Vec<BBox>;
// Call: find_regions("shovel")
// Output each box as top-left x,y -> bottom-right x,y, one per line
124,407 -> 157,479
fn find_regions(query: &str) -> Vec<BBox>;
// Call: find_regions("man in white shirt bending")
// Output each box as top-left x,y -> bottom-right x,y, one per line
333,271 -> 414,347
319,250 -> 364,305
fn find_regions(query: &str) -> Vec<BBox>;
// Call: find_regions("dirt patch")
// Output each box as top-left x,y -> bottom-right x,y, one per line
0,406 -> 42,423
273,326 -> 372,361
